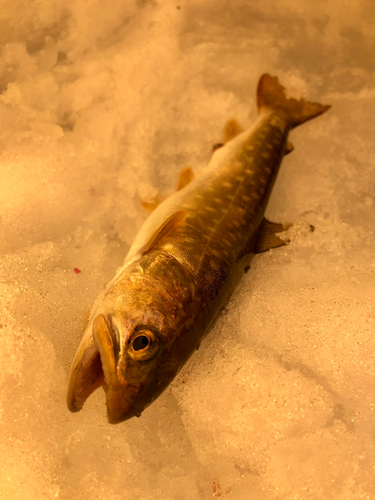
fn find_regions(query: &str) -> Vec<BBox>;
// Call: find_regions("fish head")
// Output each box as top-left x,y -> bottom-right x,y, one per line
67,252 -> 200,423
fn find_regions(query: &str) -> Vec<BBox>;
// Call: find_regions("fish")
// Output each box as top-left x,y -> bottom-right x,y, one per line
67,74 -> 330,423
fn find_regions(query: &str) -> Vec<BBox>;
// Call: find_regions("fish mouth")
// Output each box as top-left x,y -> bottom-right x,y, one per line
67,313 -> 145,423
93,313 -> 145,423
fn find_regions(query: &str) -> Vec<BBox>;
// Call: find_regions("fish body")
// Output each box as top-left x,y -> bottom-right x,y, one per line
67,75 -> 330,423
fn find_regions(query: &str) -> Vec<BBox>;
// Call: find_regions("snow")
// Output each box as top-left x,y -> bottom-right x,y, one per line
1,0 -> 375,498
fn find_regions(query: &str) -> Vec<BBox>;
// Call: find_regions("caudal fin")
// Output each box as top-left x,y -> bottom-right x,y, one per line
257,74 -> 330,128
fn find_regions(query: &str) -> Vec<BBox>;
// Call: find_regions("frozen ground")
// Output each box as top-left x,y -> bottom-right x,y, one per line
1,0 -> 375,498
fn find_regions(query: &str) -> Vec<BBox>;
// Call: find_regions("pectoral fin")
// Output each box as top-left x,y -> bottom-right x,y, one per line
255,218 -> 292,253
141,210 -> 188,254
141,194 -> 166,213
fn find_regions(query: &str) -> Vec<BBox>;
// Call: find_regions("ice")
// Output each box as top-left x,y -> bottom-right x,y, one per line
1,0 -> 375,498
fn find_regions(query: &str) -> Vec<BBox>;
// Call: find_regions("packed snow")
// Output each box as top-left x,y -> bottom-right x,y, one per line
1,0 -> 375,499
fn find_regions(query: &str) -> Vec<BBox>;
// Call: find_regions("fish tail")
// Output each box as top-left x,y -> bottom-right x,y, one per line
257,74 -> 331,128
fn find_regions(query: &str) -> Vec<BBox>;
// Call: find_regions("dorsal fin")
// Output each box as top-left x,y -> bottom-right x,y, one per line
140,210 -> 188,255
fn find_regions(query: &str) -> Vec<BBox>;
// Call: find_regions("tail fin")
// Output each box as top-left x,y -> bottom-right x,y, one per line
257,74 -> 330,128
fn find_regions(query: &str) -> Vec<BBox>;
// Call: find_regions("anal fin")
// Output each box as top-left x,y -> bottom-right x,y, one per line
255,218 -> 292,254
285,141 -> 294,155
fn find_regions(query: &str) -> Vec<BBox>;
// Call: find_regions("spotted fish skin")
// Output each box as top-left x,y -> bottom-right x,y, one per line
67,75 -> 330,423
147,111 -> 290,304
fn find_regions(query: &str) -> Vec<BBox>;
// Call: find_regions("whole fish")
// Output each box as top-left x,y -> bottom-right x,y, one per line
67,74 -> 330,423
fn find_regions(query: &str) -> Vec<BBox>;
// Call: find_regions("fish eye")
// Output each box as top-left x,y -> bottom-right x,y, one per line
129,329 -> 160,360
132,334 -> 150,352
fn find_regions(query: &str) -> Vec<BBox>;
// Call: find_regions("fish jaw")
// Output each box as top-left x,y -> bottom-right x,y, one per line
104,385 -> 142,424
66,312 -> 157,422
92,313 -> 147,423
67,310 -> 163,423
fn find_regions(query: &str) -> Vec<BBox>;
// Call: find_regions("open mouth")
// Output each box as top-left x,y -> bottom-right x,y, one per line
67,315 -> 143,422
67,342 -> 143,423
67,314 -> 116,413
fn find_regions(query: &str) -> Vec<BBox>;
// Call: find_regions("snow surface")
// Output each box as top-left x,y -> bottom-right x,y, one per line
1,0 -> 375,499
